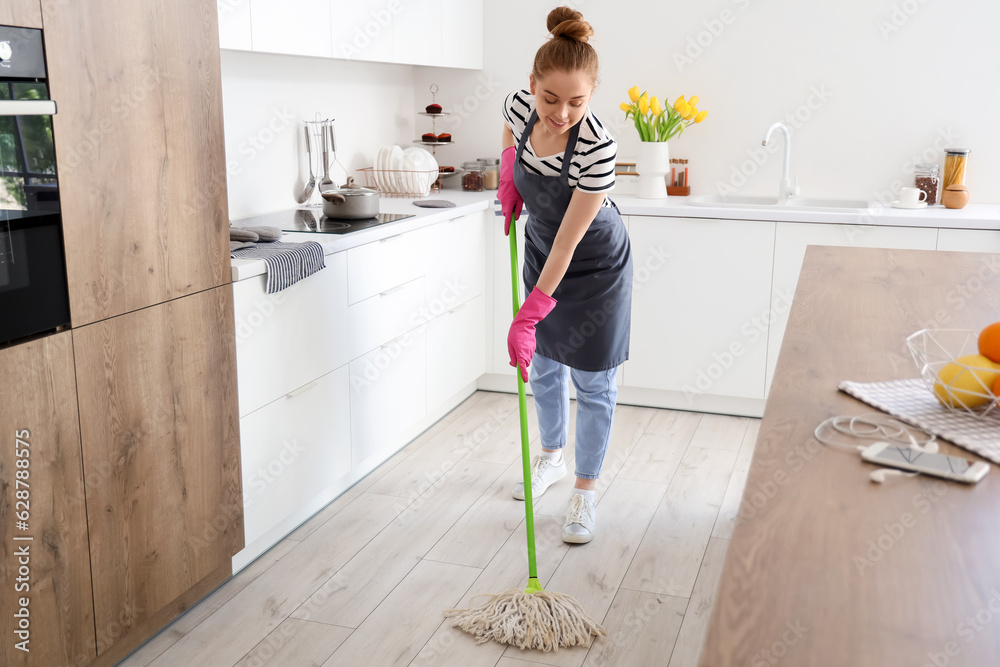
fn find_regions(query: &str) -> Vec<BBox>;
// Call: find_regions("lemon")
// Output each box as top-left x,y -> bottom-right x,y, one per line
933,354 -> 1000,409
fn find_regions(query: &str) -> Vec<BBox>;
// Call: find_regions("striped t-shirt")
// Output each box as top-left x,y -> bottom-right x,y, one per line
502,89 -> 617,207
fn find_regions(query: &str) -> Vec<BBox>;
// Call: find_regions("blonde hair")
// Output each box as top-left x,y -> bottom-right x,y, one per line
532,7 -> 599,85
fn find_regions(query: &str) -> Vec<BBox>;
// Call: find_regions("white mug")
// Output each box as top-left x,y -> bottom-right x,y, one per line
899,186 -> 928,206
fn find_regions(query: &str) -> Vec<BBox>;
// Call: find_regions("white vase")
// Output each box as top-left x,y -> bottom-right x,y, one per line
635,141 -> 670,199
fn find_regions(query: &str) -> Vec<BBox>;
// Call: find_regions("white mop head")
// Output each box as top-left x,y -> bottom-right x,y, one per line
444,588 -> 606,652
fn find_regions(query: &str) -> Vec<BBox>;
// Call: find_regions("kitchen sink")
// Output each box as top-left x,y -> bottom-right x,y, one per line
688,195 -> 870,211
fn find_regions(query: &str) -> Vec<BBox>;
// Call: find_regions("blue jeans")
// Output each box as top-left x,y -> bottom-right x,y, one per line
529,353 -> 619,480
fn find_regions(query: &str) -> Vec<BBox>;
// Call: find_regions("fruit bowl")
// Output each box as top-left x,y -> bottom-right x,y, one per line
907,329 -> 1000,419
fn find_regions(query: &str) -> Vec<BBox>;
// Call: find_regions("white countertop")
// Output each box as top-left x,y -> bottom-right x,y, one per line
231,188 -> 999,282
615,196 -> 1000,229
230,190 -> 495,281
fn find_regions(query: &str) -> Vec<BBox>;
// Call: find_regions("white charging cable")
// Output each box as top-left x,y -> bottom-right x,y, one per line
813,414 -> 937,483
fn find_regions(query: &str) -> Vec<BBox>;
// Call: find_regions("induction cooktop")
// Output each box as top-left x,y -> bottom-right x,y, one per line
233,208 -> 416,236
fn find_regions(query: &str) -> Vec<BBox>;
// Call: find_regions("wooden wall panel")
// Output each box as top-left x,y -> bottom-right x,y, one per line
72,285 -> 243,656
0,332 -> 96,667
0,1 -> 42,28
42,0 -> 232,326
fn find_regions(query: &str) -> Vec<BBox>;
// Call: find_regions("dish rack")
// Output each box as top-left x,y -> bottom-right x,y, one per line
357,167 -> 441,198
907,328 -> 999,419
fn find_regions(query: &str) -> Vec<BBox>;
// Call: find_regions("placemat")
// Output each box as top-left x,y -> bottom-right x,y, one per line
231,241 -> 326,293
839,378 -> 1000,464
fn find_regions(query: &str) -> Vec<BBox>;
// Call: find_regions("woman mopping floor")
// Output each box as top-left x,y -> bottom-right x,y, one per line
501,6 -> 633,545
445,6 -> 632,652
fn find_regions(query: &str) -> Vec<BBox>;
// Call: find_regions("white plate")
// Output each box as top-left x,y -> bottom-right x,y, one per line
891,200 -> 928,209
373,146 -> 385,192
409,147 -> 437,195
402,147 -> 421,195
388,145 -> 405,194
376,146 -> 391,193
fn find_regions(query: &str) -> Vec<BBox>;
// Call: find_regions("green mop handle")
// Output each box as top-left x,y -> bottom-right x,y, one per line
508,215 -> 543,594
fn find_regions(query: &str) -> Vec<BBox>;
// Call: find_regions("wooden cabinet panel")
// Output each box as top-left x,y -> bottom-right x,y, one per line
72,286 -> 243,656
42,0 -> 231,326
0,0 -> 42,28
0,332 -> 95,667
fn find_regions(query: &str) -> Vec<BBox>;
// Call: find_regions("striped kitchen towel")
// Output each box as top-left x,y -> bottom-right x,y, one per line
230,241 -> 326,293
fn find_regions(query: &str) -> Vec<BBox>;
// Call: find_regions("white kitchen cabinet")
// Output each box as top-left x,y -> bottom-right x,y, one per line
765,222 -> 939,395
330,0 -> 394,62
936,228 -> 1000,253
238,364 -> 351,563
347,276 -> 427,359
427,295 -> 485,407
626,216 -> 775,403
347,228 -> 428,304
392,0 -> 442,67
441,0 -> 483,69
424,211 -> 488,310
351,325 -> 428,466
227,0 -> 482,67
251,0 -> 333,58
233,252 -> 351,417
218,0 -> 253,51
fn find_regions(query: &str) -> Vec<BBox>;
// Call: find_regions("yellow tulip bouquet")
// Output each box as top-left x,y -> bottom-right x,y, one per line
620,86 -> 707,142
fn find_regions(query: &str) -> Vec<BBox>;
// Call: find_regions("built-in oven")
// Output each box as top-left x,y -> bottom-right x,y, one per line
0,24 -> 69,345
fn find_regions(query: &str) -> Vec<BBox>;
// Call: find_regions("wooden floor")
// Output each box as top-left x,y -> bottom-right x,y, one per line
119,391 -> 759,667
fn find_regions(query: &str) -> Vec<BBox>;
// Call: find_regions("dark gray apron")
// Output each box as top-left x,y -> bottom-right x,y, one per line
514,110 -> 633,372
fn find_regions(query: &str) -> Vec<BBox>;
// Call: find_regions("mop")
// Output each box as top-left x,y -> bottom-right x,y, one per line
443,214 -> 607,652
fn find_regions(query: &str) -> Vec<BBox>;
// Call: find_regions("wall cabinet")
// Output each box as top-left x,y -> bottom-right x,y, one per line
43,0 -> 232,327
765,222 -> 939,395
218,0 -> 253,50
0,333 -> 95,667
72,286 -> 243,662
225,0 -> 484,69
0,0 -> 42,28
627,216 -> 775,403
251,0 -> 332,58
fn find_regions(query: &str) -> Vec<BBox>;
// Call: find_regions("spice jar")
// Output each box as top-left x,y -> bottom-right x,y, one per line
914,163 -> 939,205
461,161 -> 483,191
942,148 -> 970,192
478,157 -> 499,190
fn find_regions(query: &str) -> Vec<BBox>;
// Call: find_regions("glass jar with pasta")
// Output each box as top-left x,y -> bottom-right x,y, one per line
942,148 -> 971,191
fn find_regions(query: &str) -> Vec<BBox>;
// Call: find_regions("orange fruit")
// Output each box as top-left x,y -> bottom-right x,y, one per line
978,322 -> 1000,363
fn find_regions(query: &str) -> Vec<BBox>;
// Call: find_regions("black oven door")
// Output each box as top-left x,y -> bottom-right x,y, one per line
0,210 -> 70,343
0,25 -> 70,345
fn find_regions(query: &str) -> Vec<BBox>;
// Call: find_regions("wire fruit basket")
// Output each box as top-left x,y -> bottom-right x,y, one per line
907,329 -> 1000,419
357,167 -> 440,198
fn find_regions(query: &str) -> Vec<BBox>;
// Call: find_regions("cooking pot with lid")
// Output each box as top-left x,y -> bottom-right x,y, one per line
320,177 -> 380,219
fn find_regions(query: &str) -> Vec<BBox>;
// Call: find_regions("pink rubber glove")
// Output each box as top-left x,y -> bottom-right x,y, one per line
507,288 -> 557,382
499,145 -> 523,235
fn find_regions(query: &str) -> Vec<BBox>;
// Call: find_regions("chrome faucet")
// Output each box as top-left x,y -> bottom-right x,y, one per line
762,122 -> 798,200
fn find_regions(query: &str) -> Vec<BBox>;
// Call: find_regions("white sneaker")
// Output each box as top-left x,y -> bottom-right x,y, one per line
562,493 -> 596,544
512,454 -> 567,500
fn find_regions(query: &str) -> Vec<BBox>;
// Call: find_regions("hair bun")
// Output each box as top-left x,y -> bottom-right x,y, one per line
547,6 -> 593,43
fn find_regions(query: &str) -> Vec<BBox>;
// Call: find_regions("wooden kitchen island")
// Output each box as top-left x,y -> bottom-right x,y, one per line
700,245 -> 1000,666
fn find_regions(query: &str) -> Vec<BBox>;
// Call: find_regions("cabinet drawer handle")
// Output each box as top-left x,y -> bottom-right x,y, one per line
285,380 -> 320,399
448,301 -> 470,315
379,284 -> 408,298
379,234 -> 403,244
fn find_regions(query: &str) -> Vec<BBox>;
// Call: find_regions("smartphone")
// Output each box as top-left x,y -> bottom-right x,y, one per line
861,442 -> 989,484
